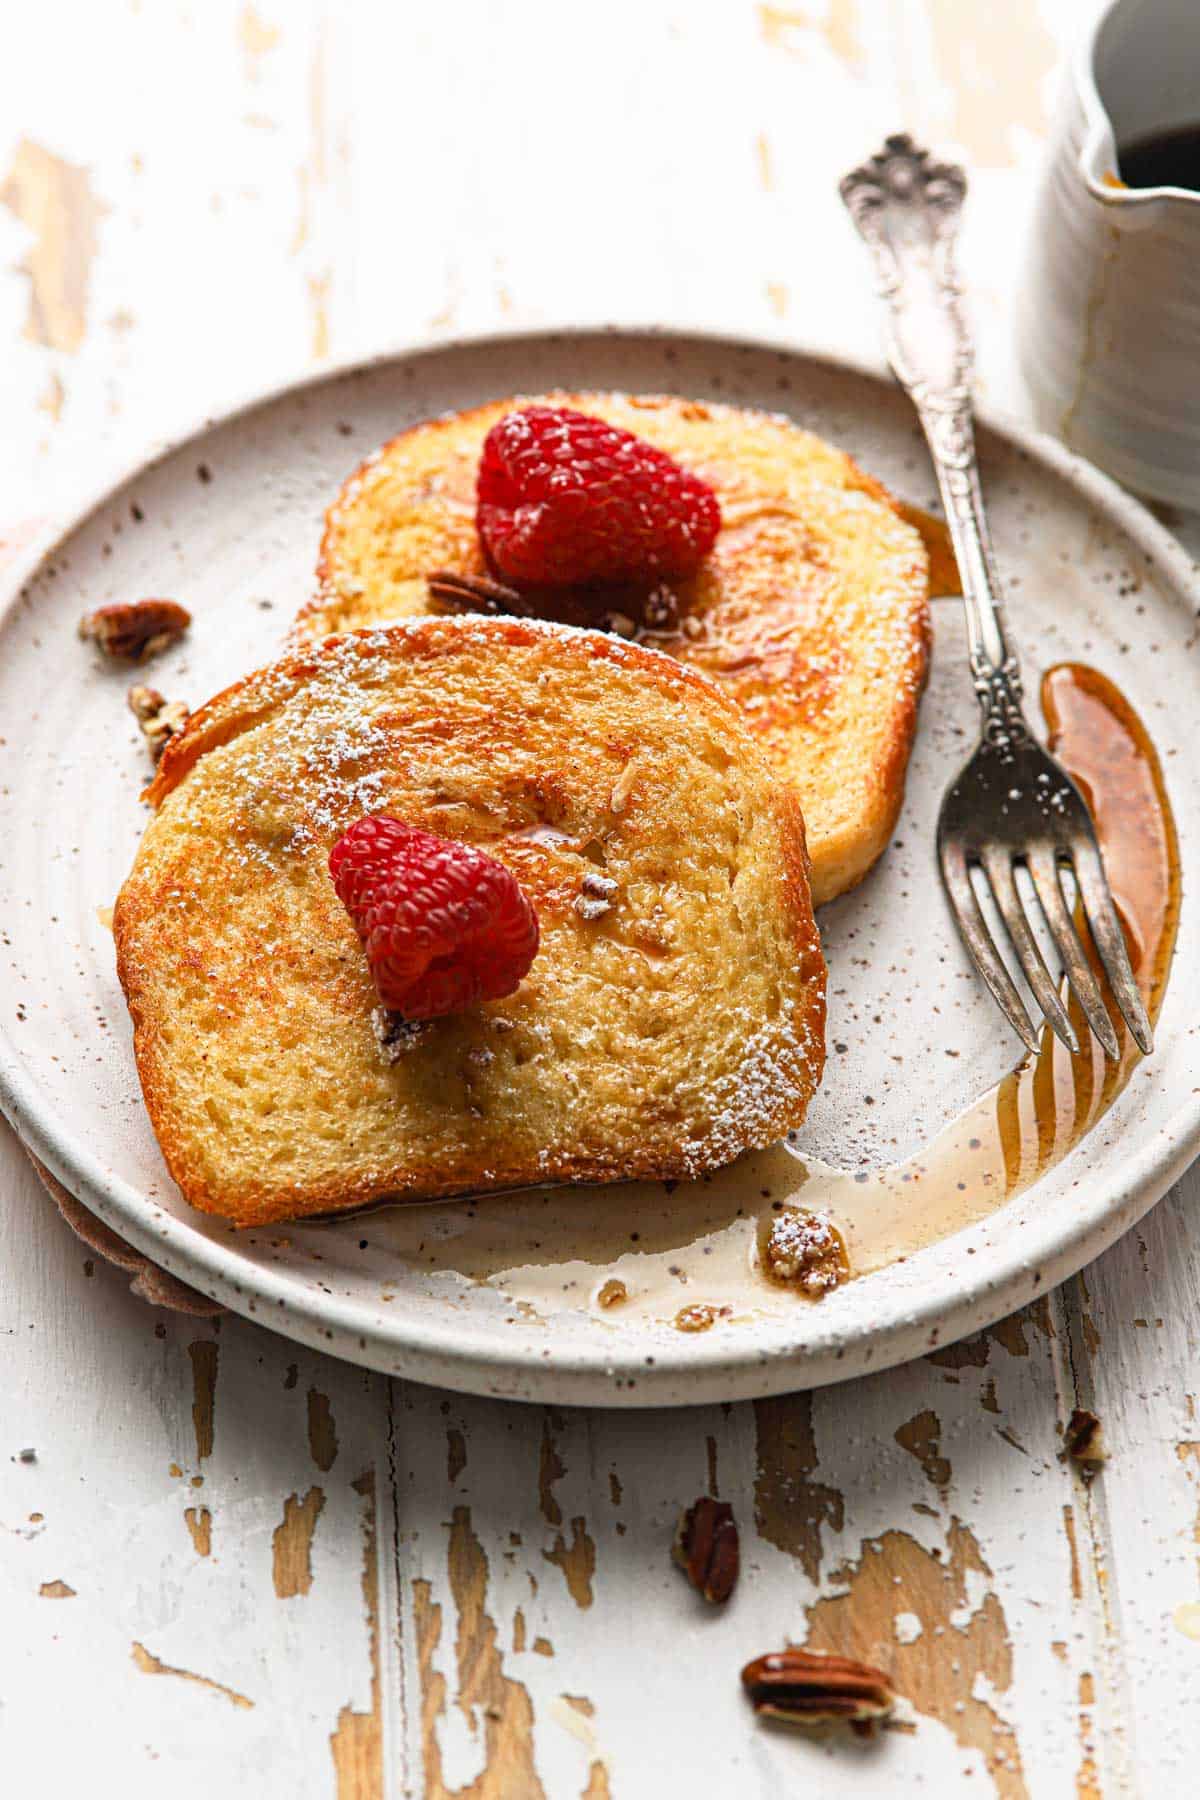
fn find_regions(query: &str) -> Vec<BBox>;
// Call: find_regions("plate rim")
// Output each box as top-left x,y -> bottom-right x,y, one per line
2,322 -> 1197,1405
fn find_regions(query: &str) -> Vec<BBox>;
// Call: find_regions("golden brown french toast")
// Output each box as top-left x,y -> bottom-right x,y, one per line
298,393 -> 932,906
114,617 -> 825,1227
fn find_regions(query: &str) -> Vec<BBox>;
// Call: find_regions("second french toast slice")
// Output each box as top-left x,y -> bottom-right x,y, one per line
298,392 -> 932,907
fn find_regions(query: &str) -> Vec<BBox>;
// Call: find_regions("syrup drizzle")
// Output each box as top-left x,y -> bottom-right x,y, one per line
995,664 -> 1179,1194
896,501 -> 961,598
363,665 -> 1177,1325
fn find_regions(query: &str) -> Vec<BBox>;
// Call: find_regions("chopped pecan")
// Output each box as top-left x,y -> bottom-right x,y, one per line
127,685 -> 189,761
1062,1407 -> 1107,1468
574,870 -> 618,921
80,598 -> 191,661
642,583 -> 682,632
372,1007 -> 432,1062
741,1648 -> 895,1731
426,569 -> 538,618
674,1303 -> 728,1333
761,1208 -> 849,1297
595,1278 -> 628,1310
673,1497 -> 739,1604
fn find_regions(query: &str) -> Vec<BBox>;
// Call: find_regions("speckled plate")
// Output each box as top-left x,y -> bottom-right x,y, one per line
1,328 -> 1197,1405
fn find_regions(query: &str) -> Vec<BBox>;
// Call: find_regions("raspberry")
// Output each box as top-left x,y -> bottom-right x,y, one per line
476,405 -> 721,588
329,816 -> 539,1020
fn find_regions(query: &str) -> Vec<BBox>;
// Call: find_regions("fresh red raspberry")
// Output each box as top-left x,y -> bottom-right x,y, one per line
476,405 -> 721,588
329,815 -> 539,1020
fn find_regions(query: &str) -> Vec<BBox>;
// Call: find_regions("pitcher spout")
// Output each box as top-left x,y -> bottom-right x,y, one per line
1081,118 -> 1194,227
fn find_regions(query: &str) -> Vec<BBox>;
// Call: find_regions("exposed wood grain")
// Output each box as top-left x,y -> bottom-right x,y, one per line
893,1409 -> 952,1491
184,1505 -> 213,1558
923,0 -> 1055,165
805,1522 -> 1027,1796
329,1471 -> 384,1800
413,1507 -> 545,1798
272,1486 -> 327,1598
188,1339 -> 219,1461
238,1 -> 280,80
307,1388 -> 339,1472
131,1641 -> 254,1710
753,1394 -> 843,1581
538,1415 -> 566,1527
543,1521 -> 596,1610
0,137 -> 101,351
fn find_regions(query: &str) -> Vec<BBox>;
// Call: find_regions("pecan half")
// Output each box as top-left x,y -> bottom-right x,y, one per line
1062,1407 -> 1107,1468
426,569 -> 538,619
80,598 -> 191,661
741,1648 -> 895,1731
673,1497 -> 739,1604
127,685 -> 189,761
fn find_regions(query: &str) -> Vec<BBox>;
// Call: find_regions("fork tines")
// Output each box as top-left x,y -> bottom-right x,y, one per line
937,821 -> 1152,1061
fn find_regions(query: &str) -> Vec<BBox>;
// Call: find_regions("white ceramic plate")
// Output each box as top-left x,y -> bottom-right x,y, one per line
2,329 -> 1197,1405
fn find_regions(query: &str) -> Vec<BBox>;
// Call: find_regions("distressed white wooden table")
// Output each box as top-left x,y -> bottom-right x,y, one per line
4,3 -> 1199,1793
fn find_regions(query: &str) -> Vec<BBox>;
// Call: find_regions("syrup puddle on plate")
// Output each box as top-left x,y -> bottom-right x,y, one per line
366,664 -> 1177,1331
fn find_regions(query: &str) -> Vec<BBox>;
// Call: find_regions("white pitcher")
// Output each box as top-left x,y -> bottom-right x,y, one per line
1017,0 -> 1200,507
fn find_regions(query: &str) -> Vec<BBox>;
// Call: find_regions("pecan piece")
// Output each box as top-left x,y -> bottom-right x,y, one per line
80,598 -> 191,661
673,1497 -> 739,1603
674,1303 -> 730,1333
372,1007 -> 432,1063
642,583 -> 682,632
574,870 -> 618,922
127,685 -> 189,761
741,1648 -> 895,1731
1062,1407 -> 1107,1469
761,1208 -> 849,1297
426,569 -> 538,618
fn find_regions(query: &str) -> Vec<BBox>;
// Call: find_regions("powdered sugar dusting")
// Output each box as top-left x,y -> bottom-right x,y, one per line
677,993 -> 820,1174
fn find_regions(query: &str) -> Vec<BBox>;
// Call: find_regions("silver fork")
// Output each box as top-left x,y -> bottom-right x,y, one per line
840,134 -> 1151,1060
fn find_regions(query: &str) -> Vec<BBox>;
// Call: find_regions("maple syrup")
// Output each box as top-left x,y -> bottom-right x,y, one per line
896,501 -> 961,598
994,663 -> 1179,1194
1119,124 -> 1200,192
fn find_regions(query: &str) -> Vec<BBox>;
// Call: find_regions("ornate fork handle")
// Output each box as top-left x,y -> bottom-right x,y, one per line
841,135 -> 1025,743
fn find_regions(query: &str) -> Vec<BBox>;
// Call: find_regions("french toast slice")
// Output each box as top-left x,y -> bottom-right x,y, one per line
298,393 -> 932,906
114,617 -> 826,1227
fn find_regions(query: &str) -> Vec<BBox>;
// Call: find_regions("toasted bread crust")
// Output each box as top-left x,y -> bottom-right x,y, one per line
149,613 -> 762,806
300,392 -> 931,906
117,617 -> 825,1226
